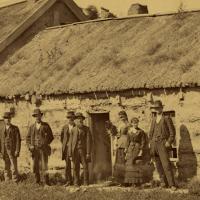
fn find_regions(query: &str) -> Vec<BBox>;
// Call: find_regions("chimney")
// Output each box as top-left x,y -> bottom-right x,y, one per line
100,7 -> 116,19
128,4 -> 148,15
100,7 -> 110,18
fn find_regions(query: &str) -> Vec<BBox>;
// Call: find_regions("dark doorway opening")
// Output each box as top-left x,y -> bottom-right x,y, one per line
87,111 -> 112,183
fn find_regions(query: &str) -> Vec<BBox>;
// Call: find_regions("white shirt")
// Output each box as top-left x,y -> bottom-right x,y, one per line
68,124 -> 74,133
156,114 -> 162,123
6,124 -> 11,130
36,122 -> 41,130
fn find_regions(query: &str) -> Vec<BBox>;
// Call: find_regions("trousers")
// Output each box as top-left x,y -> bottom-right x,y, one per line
151,141 -> 175,187
65,154 -> 72,184
32,148 -> 49,184
4,150 -> 18,182
72,148 -> 89,185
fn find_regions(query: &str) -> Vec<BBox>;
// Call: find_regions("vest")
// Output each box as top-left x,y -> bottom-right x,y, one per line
34,128 -> 42,147
4,128 -> 11,150
152,121 -> 163,142
77,129 -> 83,149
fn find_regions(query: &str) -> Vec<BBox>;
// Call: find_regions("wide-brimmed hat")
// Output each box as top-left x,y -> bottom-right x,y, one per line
32,108 -> 43,117
66,111 -> 75,119
75,112 -> 85,120
3,112 -> 11,119
150,100 -> 164,109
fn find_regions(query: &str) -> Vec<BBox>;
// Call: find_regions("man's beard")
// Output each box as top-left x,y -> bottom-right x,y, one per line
76,122 -> 83,128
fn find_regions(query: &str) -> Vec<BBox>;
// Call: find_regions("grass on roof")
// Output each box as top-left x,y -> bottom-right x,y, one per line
0,11 -> 200,96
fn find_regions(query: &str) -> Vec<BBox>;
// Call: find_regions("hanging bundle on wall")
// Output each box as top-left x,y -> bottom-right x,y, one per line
147,92 -> 153,103
178,87 -> 184,101
105,91 -> 109,99
13,96 -> 18,105
63,100 -> 67,110
31,94 -> 36,104
25,93 -> 31,101
117,95 -> 122,106
6,95 -> 12,104
93,92 -> 98,100
31,94 -> 42,107
10,106 -> 16,118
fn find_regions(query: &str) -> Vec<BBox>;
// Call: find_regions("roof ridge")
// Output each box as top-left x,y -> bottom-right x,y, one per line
45,8 -> 200,31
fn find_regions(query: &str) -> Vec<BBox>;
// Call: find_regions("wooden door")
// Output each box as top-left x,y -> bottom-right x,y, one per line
87,112 -> 112,183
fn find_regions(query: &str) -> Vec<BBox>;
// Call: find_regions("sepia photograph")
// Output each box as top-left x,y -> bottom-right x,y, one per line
0,0 -> 200,199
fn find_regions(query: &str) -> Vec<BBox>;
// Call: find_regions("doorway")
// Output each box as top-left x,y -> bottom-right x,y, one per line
87,111 -> 112,183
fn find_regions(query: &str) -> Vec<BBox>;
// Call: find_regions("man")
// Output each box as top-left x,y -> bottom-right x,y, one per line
149,100 -> 176,190
61,111 -> 76,186
0,112 -> 21,182
26,108 -> 54,185
68,112 -> 91,186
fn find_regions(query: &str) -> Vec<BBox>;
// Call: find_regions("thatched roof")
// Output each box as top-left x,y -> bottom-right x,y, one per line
0,11 -> 200,96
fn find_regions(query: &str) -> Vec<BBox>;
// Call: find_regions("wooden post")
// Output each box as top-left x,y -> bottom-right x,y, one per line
107,130 -> 116,177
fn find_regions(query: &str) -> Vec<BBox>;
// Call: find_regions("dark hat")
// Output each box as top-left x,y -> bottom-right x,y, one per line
118,110 -> 128,119
32,108 -> 43,117
131,117 -> 139,123
3,112 -> 11,119
66,111 -> 75,119
150,100 -> 164,109
118,110 -> 127,117
75,112 -> 85,120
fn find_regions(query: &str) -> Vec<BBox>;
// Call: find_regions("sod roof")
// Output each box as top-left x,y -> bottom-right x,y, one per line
0,11 -> 200,96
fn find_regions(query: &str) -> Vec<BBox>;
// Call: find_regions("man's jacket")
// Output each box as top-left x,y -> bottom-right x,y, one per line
61,124 -> 74,160
149,115 -> 176,145
26,121 -> 54,156
68,125 -> 91,157
0,122 -> 21,157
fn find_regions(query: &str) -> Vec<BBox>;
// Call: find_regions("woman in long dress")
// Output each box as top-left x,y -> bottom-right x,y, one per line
113,111 -> 130,183
124,117 -> 147,186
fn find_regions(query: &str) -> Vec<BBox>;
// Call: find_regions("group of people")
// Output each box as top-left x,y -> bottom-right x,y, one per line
0,108 -> 91,186
0,100 -> 177,190
108,100 -> 177,190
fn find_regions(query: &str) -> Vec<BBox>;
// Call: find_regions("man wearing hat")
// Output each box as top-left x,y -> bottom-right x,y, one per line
68,112 -> 91,186
0,112 -> 21,182
149,100 -> 176,190
61,111 -> 76,186
26,108 -> 54,185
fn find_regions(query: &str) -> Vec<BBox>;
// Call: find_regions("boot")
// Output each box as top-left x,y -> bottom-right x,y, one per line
35,173 -> 41,185
44,174 -> 50,186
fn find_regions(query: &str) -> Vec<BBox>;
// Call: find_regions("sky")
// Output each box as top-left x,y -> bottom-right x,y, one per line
74,0 -> 200,16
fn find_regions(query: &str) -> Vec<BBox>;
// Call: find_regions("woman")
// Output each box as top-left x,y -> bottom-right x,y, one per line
124,117 -> 146,186
113,111 -> 130,184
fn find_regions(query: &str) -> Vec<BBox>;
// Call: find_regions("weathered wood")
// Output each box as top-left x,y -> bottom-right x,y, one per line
0,0 -> 87,54
0,0 -> 57,53
0,0 -> 26,9
61,0 -> 87,21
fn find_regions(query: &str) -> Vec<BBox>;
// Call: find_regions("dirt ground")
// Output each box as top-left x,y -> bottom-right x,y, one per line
0,179 -> 196,200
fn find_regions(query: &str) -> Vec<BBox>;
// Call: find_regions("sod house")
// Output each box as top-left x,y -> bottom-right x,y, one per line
0,10 -> 200,183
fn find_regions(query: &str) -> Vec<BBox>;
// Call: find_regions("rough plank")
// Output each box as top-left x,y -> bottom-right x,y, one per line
0,0 -> 26,9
